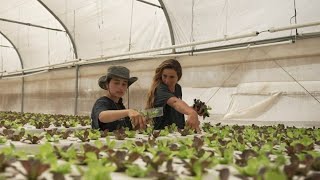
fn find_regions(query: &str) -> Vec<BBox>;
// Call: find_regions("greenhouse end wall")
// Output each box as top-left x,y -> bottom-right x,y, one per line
0,37 -> 320,125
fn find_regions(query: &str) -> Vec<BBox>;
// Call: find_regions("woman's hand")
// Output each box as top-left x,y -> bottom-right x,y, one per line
186,111 -> 201,133
128,109 -> 146,129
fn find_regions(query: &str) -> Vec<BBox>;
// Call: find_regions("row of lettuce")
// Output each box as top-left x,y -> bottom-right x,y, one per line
0,111 -> 90,129
1,111 -> 320,179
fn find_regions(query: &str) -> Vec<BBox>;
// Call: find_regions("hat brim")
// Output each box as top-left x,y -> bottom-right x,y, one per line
98,75 -> 138,90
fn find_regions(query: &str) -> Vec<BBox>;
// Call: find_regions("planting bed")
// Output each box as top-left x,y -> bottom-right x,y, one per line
1,111 -> 320,180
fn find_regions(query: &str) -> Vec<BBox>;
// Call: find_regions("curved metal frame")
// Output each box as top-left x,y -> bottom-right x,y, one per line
0,30 -> 25,112
37,0 -> 80,115
37,0 -> 78,59
0,31 -> 24,69
158,0 -> 176,53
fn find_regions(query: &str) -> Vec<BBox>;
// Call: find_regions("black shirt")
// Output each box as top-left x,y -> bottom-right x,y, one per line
153,82 -> 185,129
91,96 -> 132,131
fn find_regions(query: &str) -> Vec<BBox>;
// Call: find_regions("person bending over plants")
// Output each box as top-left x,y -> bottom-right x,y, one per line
145,59 -> 202,132
91,66 -> 146,131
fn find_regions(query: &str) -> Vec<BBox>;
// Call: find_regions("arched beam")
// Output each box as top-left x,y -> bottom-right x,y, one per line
0,30 -> 25,112
37,0 -> 78,59
0,31 -> 24,69
158,0 -> 176,53
37,0 -> 80,115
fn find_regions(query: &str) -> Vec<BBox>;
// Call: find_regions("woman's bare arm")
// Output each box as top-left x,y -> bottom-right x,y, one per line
167,97 -> 200,131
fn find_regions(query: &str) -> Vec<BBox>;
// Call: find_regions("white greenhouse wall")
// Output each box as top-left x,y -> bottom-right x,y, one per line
0,37 -> 319,126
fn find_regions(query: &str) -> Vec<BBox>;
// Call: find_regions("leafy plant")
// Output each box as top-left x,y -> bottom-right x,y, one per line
45,134 -> 60,142
125,128 -> 136,138
179,126 -> 194,136
53,144 -> 77,162
45,128 -> 58,136
125,164 -> 150,177
51,163 -> 71,180
100,129 -> 109,137
142,152 -> 169,171
107,150 -> 140,172
83,162 -> 115,180
89,129 -> 101,140
159,127 -> 170,136
193,99 -> 212,119
74,130 -> 90,142
105,137 -> 116,149
182,157 -> 213,178
62,119 -> 78,128
141,125 -> 153,135
0,136 -> 7,144
15,158 -> 50,180
32,119 -> 50,129
0,153 -> 15,172
24,133 -> 44,144
114,128 -> 127,140
167,123 -> 178,133
59,129 -> 72,139
3,128 -> 25,141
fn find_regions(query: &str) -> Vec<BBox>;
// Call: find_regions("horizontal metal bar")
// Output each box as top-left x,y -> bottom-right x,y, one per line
0,44 -> 13,48
0,18 -> 65,32
136,0 -> 162,8
269,21 -> 320,32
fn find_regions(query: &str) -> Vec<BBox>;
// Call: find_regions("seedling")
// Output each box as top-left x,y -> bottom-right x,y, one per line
24,133 -> 44,144
15,158 -> 50,180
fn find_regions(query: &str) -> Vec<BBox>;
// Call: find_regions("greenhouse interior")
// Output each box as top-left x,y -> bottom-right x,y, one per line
0,0 -> 320,179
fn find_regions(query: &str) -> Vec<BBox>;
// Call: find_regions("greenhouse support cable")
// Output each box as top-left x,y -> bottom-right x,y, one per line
204,63 -> 242,105
202,40 -> 293,106
128,0 -> 134,51
203,42 -> 258,105
223,0 -> 229,36
291,0 -> 298,36
273,60 -> 320,105
189,0 -> 195,54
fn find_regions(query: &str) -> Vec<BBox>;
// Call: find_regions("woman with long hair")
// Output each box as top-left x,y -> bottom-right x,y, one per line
146,59 -> 200,132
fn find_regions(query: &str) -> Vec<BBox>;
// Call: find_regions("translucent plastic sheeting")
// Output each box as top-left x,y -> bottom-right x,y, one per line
0,36 -> 320,124
41,0 -> 171,60
162,0 -> 320,52
0,35 -> 21,73
1,0 -> 320,73
0,0 -> 74,71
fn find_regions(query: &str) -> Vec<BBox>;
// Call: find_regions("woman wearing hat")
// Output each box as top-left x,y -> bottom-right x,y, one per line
91,66 -> 146,131
146,59 -> 201,132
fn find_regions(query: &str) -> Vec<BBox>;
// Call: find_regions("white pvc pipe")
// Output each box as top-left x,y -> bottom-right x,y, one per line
1,70 -> 49,80
79,31 -> 259,65
129,40 -> 293,59
7,59 -> 79,74
268,21 -> 320,32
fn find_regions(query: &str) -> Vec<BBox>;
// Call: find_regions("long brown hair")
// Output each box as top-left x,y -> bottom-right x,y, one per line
145,59 -> 182,108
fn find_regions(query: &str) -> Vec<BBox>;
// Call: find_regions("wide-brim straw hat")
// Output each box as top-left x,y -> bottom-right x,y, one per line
98,66 -> 138,90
